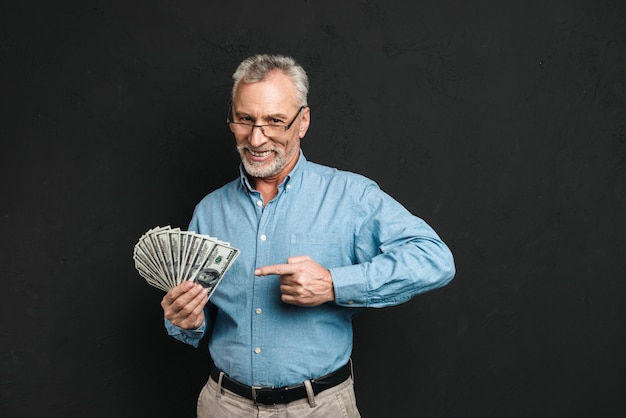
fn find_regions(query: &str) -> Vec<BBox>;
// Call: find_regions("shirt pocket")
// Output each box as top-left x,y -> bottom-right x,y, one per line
289,233 -> 350,268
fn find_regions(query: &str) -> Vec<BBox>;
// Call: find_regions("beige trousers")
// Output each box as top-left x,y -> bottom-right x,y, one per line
197,375 -> 361,418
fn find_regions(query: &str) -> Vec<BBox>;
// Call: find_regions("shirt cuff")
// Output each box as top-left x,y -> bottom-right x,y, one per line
329,265 -> 368,307
164,317 -> 206,348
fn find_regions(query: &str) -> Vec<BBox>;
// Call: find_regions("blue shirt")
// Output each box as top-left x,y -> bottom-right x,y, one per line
165,152 -> 455,387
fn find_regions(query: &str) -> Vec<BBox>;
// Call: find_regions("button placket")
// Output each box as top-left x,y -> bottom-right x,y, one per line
251,195 -> 277,378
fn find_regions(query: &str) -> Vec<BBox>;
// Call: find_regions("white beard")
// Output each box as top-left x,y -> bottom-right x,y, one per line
237,144 -> 299,178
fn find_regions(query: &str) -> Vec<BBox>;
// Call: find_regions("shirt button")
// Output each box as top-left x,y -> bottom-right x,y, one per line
260,235 -> 267,241
256,200 -> 263,206
255,308 -> 262,314
347,300 -> 354,305
254,347 -> 261,354
286,185 -> 291,190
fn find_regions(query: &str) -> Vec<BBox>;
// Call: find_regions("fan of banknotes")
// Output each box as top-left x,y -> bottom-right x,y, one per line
133,226 -> 240,295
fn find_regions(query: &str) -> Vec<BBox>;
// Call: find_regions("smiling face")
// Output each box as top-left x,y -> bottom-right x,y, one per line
231,70 -> 310,182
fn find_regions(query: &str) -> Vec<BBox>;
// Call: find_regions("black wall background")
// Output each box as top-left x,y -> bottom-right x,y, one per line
1,0 -> 625,417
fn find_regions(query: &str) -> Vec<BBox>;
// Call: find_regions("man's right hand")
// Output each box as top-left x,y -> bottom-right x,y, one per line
161,281 -> 208,329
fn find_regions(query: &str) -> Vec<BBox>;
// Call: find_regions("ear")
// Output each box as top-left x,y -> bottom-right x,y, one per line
298,107 -> 311,138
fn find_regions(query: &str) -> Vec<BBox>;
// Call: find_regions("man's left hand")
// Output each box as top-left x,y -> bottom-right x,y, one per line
254,256 -> 335,307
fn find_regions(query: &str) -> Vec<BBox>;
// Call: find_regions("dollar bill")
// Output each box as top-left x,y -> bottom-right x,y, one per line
189,243 -> 239,297
133,226 -> 240,294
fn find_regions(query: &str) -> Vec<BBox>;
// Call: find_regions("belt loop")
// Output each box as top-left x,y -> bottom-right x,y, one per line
303,379 -> 317,408
216,371 -> 224,399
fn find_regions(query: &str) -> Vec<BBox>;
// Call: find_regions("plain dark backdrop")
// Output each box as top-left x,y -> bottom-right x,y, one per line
1,1 -> 625,417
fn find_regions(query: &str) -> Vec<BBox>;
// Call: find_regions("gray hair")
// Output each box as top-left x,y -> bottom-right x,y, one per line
231,54 -> 309,107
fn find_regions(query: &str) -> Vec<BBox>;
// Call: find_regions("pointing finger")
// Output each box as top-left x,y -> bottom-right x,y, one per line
254,263 -> 293,276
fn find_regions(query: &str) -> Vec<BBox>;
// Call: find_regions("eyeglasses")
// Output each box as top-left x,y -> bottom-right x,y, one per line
227,106 -> 305,137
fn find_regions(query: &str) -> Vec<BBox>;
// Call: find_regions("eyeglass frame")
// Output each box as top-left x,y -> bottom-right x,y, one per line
227,105 -> 306,137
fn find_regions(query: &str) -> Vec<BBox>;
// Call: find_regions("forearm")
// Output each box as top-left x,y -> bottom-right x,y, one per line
331,236 -> 455,308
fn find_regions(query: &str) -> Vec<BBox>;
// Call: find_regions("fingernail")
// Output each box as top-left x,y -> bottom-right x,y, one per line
254,269 -> 260,275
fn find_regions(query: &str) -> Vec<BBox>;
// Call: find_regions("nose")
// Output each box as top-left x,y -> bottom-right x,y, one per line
248,125 -> 268,148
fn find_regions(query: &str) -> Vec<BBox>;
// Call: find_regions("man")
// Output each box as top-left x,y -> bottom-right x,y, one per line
161,54 -> 455,417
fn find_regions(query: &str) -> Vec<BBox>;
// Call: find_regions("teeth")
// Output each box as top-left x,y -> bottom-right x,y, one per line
249,150 -> 272,157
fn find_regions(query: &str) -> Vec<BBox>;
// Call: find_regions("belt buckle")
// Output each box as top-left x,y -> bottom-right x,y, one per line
251,385 -> 274,405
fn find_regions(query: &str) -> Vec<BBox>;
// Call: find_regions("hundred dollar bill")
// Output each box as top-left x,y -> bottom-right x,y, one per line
133,226 -> 240,294
189,243 -> 239,297
153,228 -> 179,289
134,227 -> 170,286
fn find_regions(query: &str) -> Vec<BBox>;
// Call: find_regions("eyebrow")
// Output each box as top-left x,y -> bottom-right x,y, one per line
234,110 -> 289,121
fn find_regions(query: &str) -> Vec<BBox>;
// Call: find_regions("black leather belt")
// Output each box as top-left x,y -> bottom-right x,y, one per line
209,360 -> 352,405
